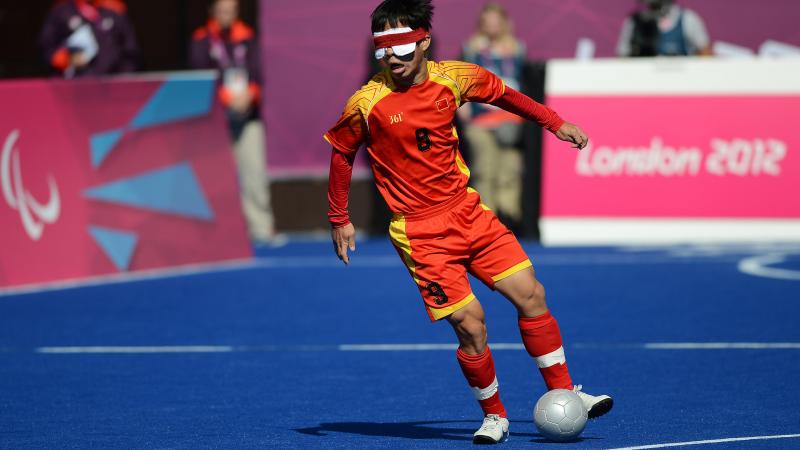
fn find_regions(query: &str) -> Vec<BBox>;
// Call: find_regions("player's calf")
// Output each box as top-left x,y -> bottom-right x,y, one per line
518,311 -> 573,390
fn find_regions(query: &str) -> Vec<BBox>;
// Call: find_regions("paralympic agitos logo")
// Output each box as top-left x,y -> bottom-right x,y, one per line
1,129 -> 61,241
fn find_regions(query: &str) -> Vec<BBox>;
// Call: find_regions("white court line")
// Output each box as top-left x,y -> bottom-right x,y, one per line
339,343 -> 524,351
0,256 -> 398,298
645,342 -> 800,349
0,258 -> 261,298
27,342 -> 800,354
339,343 -> 458,351
0,253 -> 744,298
340,343 -> 800,351
36,346 -> 234,354
608,433 -> 800,450
738,253 -> 800,281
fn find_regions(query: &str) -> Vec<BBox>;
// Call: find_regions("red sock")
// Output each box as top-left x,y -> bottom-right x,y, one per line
456,346 -> 507,418
518,311 -> 573,390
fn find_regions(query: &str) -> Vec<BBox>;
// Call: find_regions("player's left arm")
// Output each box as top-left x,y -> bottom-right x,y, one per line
490,87 -> 588,149
452,61 -> 588,149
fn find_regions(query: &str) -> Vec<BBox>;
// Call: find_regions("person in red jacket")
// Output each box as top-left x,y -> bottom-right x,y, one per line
190,0 -> 274,242
326,0 -> 613,444
39,0 -> 140,78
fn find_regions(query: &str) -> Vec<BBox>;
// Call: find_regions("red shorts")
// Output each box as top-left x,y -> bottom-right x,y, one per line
389,188 -> 532,321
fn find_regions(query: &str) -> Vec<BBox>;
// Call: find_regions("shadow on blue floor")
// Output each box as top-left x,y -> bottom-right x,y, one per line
295,419 -> 605,443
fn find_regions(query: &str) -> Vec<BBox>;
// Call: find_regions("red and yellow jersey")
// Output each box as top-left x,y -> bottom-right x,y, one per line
324,60 -> 505,215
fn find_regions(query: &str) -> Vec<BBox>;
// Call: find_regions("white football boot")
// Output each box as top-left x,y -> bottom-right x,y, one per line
472,414 -> 509,444
573,384 -> 613,418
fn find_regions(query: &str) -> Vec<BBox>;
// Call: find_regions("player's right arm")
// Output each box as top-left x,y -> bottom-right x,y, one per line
324,91 -> 368,265
328,149 -> 356,265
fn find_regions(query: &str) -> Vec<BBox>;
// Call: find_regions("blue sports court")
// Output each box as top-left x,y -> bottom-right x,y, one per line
1,239 -> 798,449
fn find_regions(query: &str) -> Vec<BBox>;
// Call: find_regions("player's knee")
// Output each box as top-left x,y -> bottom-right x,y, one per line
455,317 -> 487,352
458,318 -> 487,342
532,280 -> 546,304
519,280 -> 547,315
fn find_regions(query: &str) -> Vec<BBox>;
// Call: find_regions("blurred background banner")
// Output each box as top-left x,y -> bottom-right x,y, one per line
0,72 -> 251,289
259,0 -> 800,179
541,58 -> 800,244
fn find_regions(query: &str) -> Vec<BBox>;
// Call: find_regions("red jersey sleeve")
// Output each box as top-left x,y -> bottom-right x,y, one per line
323,94 -> 366,156
490,87 -> 565,133
438,61 -> 506,105
327,149 -> 354,227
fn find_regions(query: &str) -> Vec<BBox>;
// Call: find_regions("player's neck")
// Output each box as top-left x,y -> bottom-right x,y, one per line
397,59 -> 429,88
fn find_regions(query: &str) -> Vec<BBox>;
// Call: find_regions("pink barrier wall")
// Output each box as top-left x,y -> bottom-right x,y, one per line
260,0 -> 800,178
542,96 -> 800,218
0,74 -> 252,289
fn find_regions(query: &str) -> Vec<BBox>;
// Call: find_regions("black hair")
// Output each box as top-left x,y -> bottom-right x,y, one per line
371,0 -> 434,33
208,0 -> 239,12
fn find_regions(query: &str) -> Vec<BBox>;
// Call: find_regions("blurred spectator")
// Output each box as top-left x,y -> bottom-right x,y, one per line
617,0 -> 711,57
459,2 -> 526,226
39,0 -> 140,78
190,0 -> 275,242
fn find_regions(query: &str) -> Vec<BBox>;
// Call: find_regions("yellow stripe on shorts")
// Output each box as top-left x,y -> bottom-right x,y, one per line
429,293 -> 476,320
491,260 -> 533,283
467,187 -> 491,210
389,215 -> 420,284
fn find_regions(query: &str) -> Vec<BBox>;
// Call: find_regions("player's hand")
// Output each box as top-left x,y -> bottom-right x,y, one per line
555,122 -> 589,149
331,223 -> 356,265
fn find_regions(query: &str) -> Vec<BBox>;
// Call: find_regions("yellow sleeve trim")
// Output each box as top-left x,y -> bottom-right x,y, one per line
455,153 -> 471,178
491,260 -> 533,283
429,293 -> 476,320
